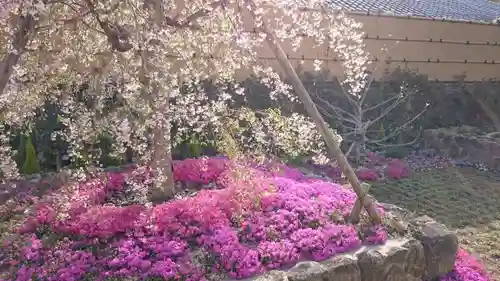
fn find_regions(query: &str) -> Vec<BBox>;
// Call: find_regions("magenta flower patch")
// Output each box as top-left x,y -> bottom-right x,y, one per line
0,157 -> 490,281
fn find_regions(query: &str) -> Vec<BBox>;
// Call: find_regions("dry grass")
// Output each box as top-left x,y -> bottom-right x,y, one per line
371,167 -> 500,279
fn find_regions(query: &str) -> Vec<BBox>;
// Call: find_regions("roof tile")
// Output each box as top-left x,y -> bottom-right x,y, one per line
328,0 -> 500,22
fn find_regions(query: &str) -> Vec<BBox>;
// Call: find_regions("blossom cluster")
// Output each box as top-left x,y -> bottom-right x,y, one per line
0,157 -> 491,281
0,0 -> 343,181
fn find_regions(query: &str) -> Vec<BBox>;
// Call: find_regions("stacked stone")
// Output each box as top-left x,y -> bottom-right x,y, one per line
251,215 -> 458,281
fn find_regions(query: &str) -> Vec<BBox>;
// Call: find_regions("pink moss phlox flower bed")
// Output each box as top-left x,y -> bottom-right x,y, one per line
357,169 -> 379,182
307,150 -> 454,183
386,159 -> 410,180
357,153 -> 411,181
0,157 -> 490,281
309,152 -> 412,183
424,249 -> 490,281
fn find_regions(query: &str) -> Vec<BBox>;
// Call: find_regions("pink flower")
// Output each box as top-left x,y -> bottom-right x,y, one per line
386,160 -> 409,180
357,169 -> 378,181
6,157 -> 489,281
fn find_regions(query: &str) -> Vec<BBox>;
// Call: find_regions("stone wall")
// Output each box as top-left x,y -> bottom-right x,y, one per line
423,126 -> 500,170
247,215 -> 458,281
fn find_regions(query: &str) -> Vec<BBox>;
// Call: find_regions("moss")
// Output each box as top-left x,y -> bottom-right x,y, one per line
371,167 -> 500,228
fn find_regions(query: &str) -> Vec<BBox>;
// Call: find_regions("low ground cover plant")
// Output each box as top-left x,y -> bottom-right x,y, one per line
0,157 -> 490,281
307,150 -> 453,183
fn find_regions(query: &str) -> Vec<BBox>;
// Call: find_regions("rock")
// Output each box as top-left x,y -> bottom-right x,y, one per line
242,228 -> 453,281
402,239 -> 427,281
379,203 -> 413,234
253,271 -> 288,281
410,216 -> 459,279
296,167 -> 312,175
424,127 -> 500,170
488,221 -> 500,230
286,261 -> 326,281
321,255 -> 361,281
27,174 -> 42,182
356,239 -> 425,281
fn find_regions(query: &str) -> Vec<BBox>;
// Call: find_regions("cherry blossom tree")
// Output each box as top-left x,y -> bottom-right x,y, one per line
0,0 -> 380,222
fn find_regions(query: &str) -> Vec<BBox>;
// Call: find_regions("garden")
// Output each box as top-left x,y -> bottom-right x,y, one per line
0,156 -> 493,281
1,0 -> 500,280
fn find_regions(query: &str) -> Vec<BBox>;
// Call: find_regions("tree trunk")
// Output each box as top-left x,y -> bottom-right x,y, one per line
354,141 -> 361,163
0,15 -> 37,96
249,5 -> 381,224
149,100 -> 175,203
352,107 -> 365,164
146,0 -> 175,203
353,132 -> 366,164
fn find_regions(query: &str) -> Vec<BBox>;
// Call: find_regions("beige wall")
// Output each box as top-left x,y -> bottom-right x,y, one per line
350,13 -> 500,81
240,8 -> 500,81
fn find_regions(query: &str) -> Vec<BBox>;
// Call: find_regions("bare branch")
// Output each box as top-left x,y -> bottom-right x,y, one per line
368,132 -> 420,148
315,104 -> 359,129
338,80 -> 360,109
312,91 -> 358,121
359,43 -> 398,104
363,93 -> 401,113
366,93 -> 410,127
358,73 -> 374,105
368,105 -> 428,144
344,142 -> 355,157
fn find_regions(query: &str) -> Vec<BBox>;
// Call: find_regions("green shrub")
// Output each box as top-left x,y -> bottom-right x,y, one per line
177,134 -> 217,159
378,123 -> 386,141
21,135 -> 41,175
187,136 -> 203,158
383,146 -> 409,159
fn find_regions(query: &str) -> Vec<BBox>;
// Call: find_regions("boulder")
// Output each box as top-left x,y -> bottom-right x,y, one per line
410,215 -> 459,279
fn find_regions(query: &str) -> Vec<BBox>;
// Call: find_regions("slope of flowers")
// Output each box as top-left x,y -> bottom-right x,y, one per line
0,157 -> 490,281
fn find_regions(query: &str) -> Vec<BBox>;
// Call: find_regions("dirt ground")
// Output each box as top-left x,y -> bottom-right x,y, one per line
372,167 -> 500,280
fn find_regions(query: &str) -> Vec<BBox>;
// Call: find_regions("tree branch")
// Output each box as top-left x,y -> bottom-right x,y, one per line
363,93 -> 400,113
83,0 -> 227,52
368,105 -> 428,144
83,0 -> 133,52
367,132 -> 420,147
312,91 -> 358,121
366,93 -> 410,127
359,43 -> 397,105
344,141 -> 355,157
167,0 -> 228,29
